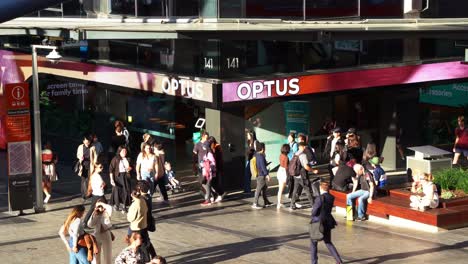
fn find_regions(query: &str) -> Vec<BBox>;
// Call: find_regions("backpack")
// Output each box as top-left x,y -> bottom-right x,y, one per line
288,155 -> 302,176
202,152 -> 216,181
250,156 -> 258,178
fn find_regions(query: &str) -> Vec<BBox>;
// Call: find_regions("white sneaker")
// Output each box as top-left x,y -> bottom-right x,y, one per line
44,194 -> 51,204
251,204 -> 262,209
215,196 -> 222,203
295,203 -> 303,208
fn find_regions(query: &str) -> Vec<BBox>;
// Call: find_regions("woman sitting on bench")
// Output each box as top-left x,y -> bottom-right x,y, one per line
410,173 -> 439,211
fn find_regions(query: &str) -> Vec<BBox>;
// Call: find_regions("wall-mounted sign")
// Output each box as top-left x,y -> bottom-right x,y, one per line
5,82 -> 33,211
46,82 -> 88,97
158,75 -> 213,103
419,82 -> 468,107
222,61 -> 468,103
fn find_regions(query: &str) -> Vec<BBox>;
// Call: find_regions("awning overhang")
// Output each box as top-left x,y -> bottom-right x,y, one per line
2,18 -> 468,41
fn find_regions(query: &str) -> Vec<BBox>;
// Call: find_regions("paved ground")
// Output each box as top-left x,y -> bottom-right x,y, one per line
1,179 -> 468,263
2,151 -> 468,263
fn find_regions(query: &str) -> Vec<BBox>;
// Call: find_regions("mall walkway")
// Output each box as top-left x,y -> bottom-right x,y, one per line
1,183 -> 468,263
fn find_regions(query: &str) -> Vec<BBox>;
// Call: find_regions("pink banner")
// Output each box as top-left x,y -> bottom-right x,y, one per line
222,61 -> 468,102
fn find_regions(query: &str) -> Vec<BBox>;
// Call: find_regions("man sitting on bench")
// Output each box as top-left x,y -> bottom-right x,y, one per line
331,162 -> 356,192
346,164 -> 375,221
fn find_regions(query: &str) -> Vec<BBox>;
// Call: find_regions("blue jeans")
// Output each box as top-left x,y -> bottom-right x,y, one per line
68,238 -> 90,264
346,190 -> 370,218
142,171 -> 155,195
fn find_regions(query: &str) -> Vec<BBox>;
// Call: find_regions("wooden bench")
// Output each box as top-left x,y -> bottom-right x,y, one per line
330,189 -> 468,229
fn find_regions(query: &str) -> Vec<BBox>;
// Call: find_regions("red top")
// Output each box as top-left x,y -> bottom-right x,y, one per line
455,126 -> 468,149
280,154 -> 289,169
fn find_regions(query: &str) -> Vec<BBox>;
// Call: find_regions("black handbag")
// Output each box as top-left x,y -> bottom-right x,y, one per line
147,215 -> 156,232
309,195 -> 325,241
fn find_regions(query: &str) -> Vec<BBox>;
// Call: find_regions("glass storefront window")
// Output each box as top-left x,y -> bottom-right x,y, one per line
245,0 -> 303,19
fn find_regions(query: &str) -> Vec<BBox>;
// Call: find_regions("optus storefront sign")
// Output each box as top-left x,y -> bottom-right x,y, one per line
222,61 -> 468,103
419,82 -> 468,107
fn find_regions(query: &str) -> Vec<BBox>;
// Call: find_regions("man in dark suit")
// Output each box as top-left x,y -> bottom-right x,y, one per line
310,182 -> 343,264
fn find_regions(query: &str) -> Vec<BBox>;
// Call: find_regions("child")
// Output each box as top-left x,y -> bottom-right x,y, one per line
369,156 -> 387,188
410,173 -> 439,211
164,162 -> 182,193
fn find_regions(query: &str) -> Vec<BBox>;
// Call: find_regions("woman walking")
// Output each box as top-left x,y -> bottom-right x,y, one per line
115,232 -> 144,264
277,144 -> 290,209
42,141 -> 58,204
83,162 -> 107,227
136,143 -> 157,195
127,190 -> 155,262
58,205 -> 90,264
87,199 -> 113,264
77,134 -> 98,200
200,140 -> 217,206
153,142 -> 169,202
110,146 -> 132,213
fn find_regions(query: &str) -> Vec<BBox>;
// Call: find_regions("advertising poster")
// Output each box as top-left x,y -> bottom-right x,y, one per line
419,82 -> 468,107
284,101 -> 310,137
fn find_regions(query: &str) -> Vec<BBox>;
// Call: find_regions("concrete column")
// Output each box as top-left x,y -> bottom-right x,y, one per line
206,108 -> 221,143
403,0 -> 422,18
200,0 -> 218,18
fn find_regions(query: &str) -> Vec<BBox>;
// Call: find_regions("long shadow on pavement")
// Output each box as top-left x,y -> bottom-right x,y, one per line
166,233 -> 310,264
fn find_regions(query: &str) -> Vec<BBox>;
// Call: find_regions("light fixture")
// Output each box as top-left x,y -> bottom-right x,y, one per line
45,49 -> 62,62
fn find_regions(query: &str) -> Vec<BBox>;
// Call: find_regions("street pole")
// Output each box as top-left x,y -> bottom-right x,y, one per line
31,45 -> 59,213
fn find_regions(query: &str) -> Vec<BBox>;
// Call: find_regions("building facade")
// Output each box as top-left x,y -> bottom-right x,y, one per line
1,0 -> 468,191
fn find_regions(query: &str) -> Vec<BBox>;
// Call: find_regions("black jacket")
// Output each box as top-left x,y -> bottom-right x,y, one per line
311,192 -> 337,230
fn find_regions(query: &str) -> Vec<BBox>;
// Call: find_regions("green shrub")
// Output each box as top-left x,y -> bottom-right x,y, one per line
433,168 -> 466,191
457,174 -> 468,194
441,190 -> 455,199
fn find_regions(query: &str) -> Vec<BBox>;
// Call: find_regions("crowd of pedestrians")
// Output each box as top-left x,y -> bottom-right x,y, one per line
50,115 -> 466,263
57,120 -> 172,264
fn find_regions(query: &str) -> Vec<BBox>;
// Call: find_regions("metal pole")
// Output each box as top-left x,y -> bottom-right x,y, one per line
32,46 -> 44,213
31,44 -> 58,213
358,0 -> 361,17
303,0 -> 306,21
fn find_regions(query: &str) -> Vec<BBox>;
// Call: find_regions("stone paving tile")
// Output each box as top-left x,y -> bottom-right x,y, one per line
1,189 -> 468,263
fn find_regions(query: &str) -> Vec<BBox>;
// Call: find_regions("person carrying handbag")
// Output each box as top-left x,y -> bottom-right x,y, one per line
76,134 -> 98,200
310,182 -> 343,264
87,200 -> 113,264
109,146 -> 132,213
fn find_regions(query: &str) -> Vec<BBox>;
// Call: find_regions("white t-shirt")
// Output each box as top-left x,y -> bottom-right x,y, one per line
137,153 -> 156,173
69,218 -> 84,248
91,173 -> 105,196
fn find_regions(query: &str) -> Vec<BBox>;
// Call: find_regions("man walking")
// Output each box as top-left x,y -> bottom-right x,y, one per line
252,143 -> 273,209
310,182 -> 343,264
290,142 -> 316,210
346,164 -> 375,221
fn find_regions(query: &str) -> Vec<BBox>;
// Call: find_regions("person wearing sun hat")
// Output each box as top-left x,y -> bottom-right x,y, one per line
369,156 -> 387,188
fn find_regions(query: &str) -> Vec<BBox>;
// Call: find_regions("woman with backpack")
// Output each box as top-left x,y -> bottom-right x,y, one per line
277,144 -> 290,209
201,140 -> 216,206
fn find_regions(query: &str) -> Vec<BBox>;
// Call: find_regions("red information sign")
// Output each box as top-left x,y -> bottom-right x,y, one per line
5,83 -> 31,142
6,83 -> 30,110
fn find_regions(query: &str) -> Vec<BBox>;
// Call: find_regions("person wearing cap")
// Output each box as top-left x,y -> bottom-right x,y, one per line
345,128 -> 363,164
453,116 -> 468,165
290,142 -> 316,210
324,127 -> 342,160
369,157 -> 387,188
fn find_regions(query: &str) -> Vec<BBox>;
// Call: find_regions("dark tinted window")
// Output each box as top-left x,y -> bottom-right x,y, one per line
246,0 -> 303,19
